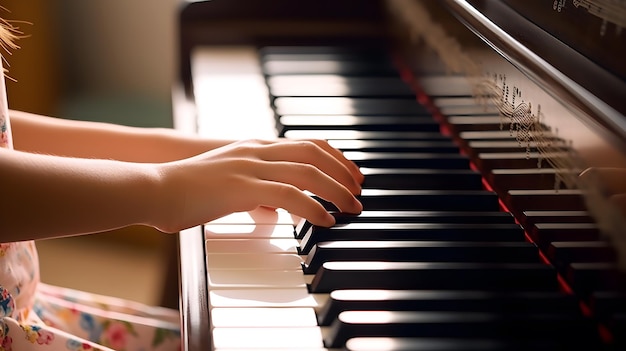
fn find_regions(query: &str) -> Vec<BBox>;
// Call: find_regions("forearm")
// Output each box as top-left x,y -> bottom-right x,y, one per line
9,110 -> 232,162
0,148 -> 163,242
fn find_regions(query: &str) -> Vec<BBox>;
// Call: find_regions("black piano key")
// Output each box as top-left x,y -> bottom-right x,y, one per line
447,115 -> 511,132
299,223 -> 525,254
308,261 -> 558,293
476,152 -> 556,170
488,168 -> 577,192
259,47 -> 398,76
267,76 -> 415,97
325,310 -> 598,348
608,313 -> 626,348
590,291 -> 626,319
331,210 -> 515,224
522,210 -> 593,226
262,59 -> 398,76
547,241 -> 617,270
277,115 -> 439,133
432,97 -> 499,116
293,211 -> 515,239
345,152 -> 470,169
303,240 -> 540,273
274,97 -> 428,115
468,140 -> 543,153
419,76 -> 473,97
344,337 -> 573,351
506,189 -> 587,212
317,289 -> 580,326
566,263 -> 626,296
327,139 -> 459,153
459,130 -> 560,142
259,45 -> 392,57
361,168 -> 483,190
529,223 -> 600,248
315,189 -> 501,212
283,130 -> 448,140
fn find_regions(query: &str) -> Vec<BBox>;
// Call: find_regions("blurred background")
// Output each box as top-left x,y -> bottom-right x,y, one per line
5,1 -> 182,308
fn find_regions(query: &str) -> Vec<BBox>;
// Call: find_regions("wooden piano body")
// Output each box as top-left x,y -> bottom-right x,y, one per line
173,0 -> 626,349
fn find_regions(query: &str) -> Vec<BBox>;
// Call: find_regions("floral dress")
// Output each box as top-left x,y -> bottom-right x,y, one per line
0,64 -> 181,351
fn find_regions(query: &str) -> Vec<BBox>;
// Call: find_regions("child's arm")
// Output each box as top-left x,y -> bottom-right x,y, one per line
9,110 -> 363,182
9,110 -> 232,162
0,138 -> 362,242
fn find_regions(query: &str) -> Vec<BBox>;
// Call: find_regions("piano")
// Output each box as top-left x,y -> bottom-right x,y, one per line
172,0 -> 626,349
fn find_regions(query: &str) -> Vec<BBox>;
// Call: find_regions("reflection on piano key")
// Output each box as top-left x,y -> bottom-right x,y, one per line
317,289 -> 579,326
329,310 -> 597,348
303,241 -> 540,273
298,223 -> 525,254
344,337 -> 545,351
308,261 -> 558,293
268,75 -> 415,97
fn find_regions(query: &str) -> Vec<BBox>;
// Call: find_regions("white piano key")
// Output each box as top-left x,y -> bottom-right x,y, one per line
211,307 -> 317,327
207,208 -> 298,225
205,239 -> 299,254
205,223 -> 295,239
209,288 -> 325,308
206,253 -> 303,270
212,327 -> 324,349
208,269 -> 306,289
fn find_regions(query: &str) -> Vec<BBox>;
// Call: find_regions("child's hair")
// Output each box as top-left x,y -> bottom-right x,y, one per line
0,15 -> 20,74
0,18 -> 19,53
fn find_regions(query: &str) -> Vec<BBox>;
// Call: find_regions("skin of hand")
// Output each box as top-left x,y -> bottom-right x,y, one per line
154,139 -> 363,233
579,167 -> 626,217
1,111 -> 364,241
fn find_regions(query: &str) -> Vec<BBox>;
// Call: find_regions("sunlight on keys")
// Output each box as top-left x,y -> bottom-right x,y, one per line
205,224 -> 257,234
339,311 -> 397,324
331,289 -> 397,301
192,47 -> 276,140
345,337 -> 410,351
207,208 -> 295,225
209,288 -> 322,308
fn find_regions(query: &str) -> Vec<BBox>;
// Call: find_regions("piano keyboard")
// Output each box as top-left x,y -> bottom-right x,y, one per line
181,45 -> 624,350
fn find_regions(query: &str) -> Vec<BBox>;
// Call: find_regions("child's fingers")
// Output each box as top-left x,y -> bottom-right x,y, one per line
256,140 -> 362,195
253,160 -> 362,214
306,139 -> 365,184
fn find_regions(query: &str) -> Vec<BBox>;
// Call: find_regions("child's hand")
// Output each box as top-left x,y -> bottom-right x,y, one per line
153,139 -> 363,233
